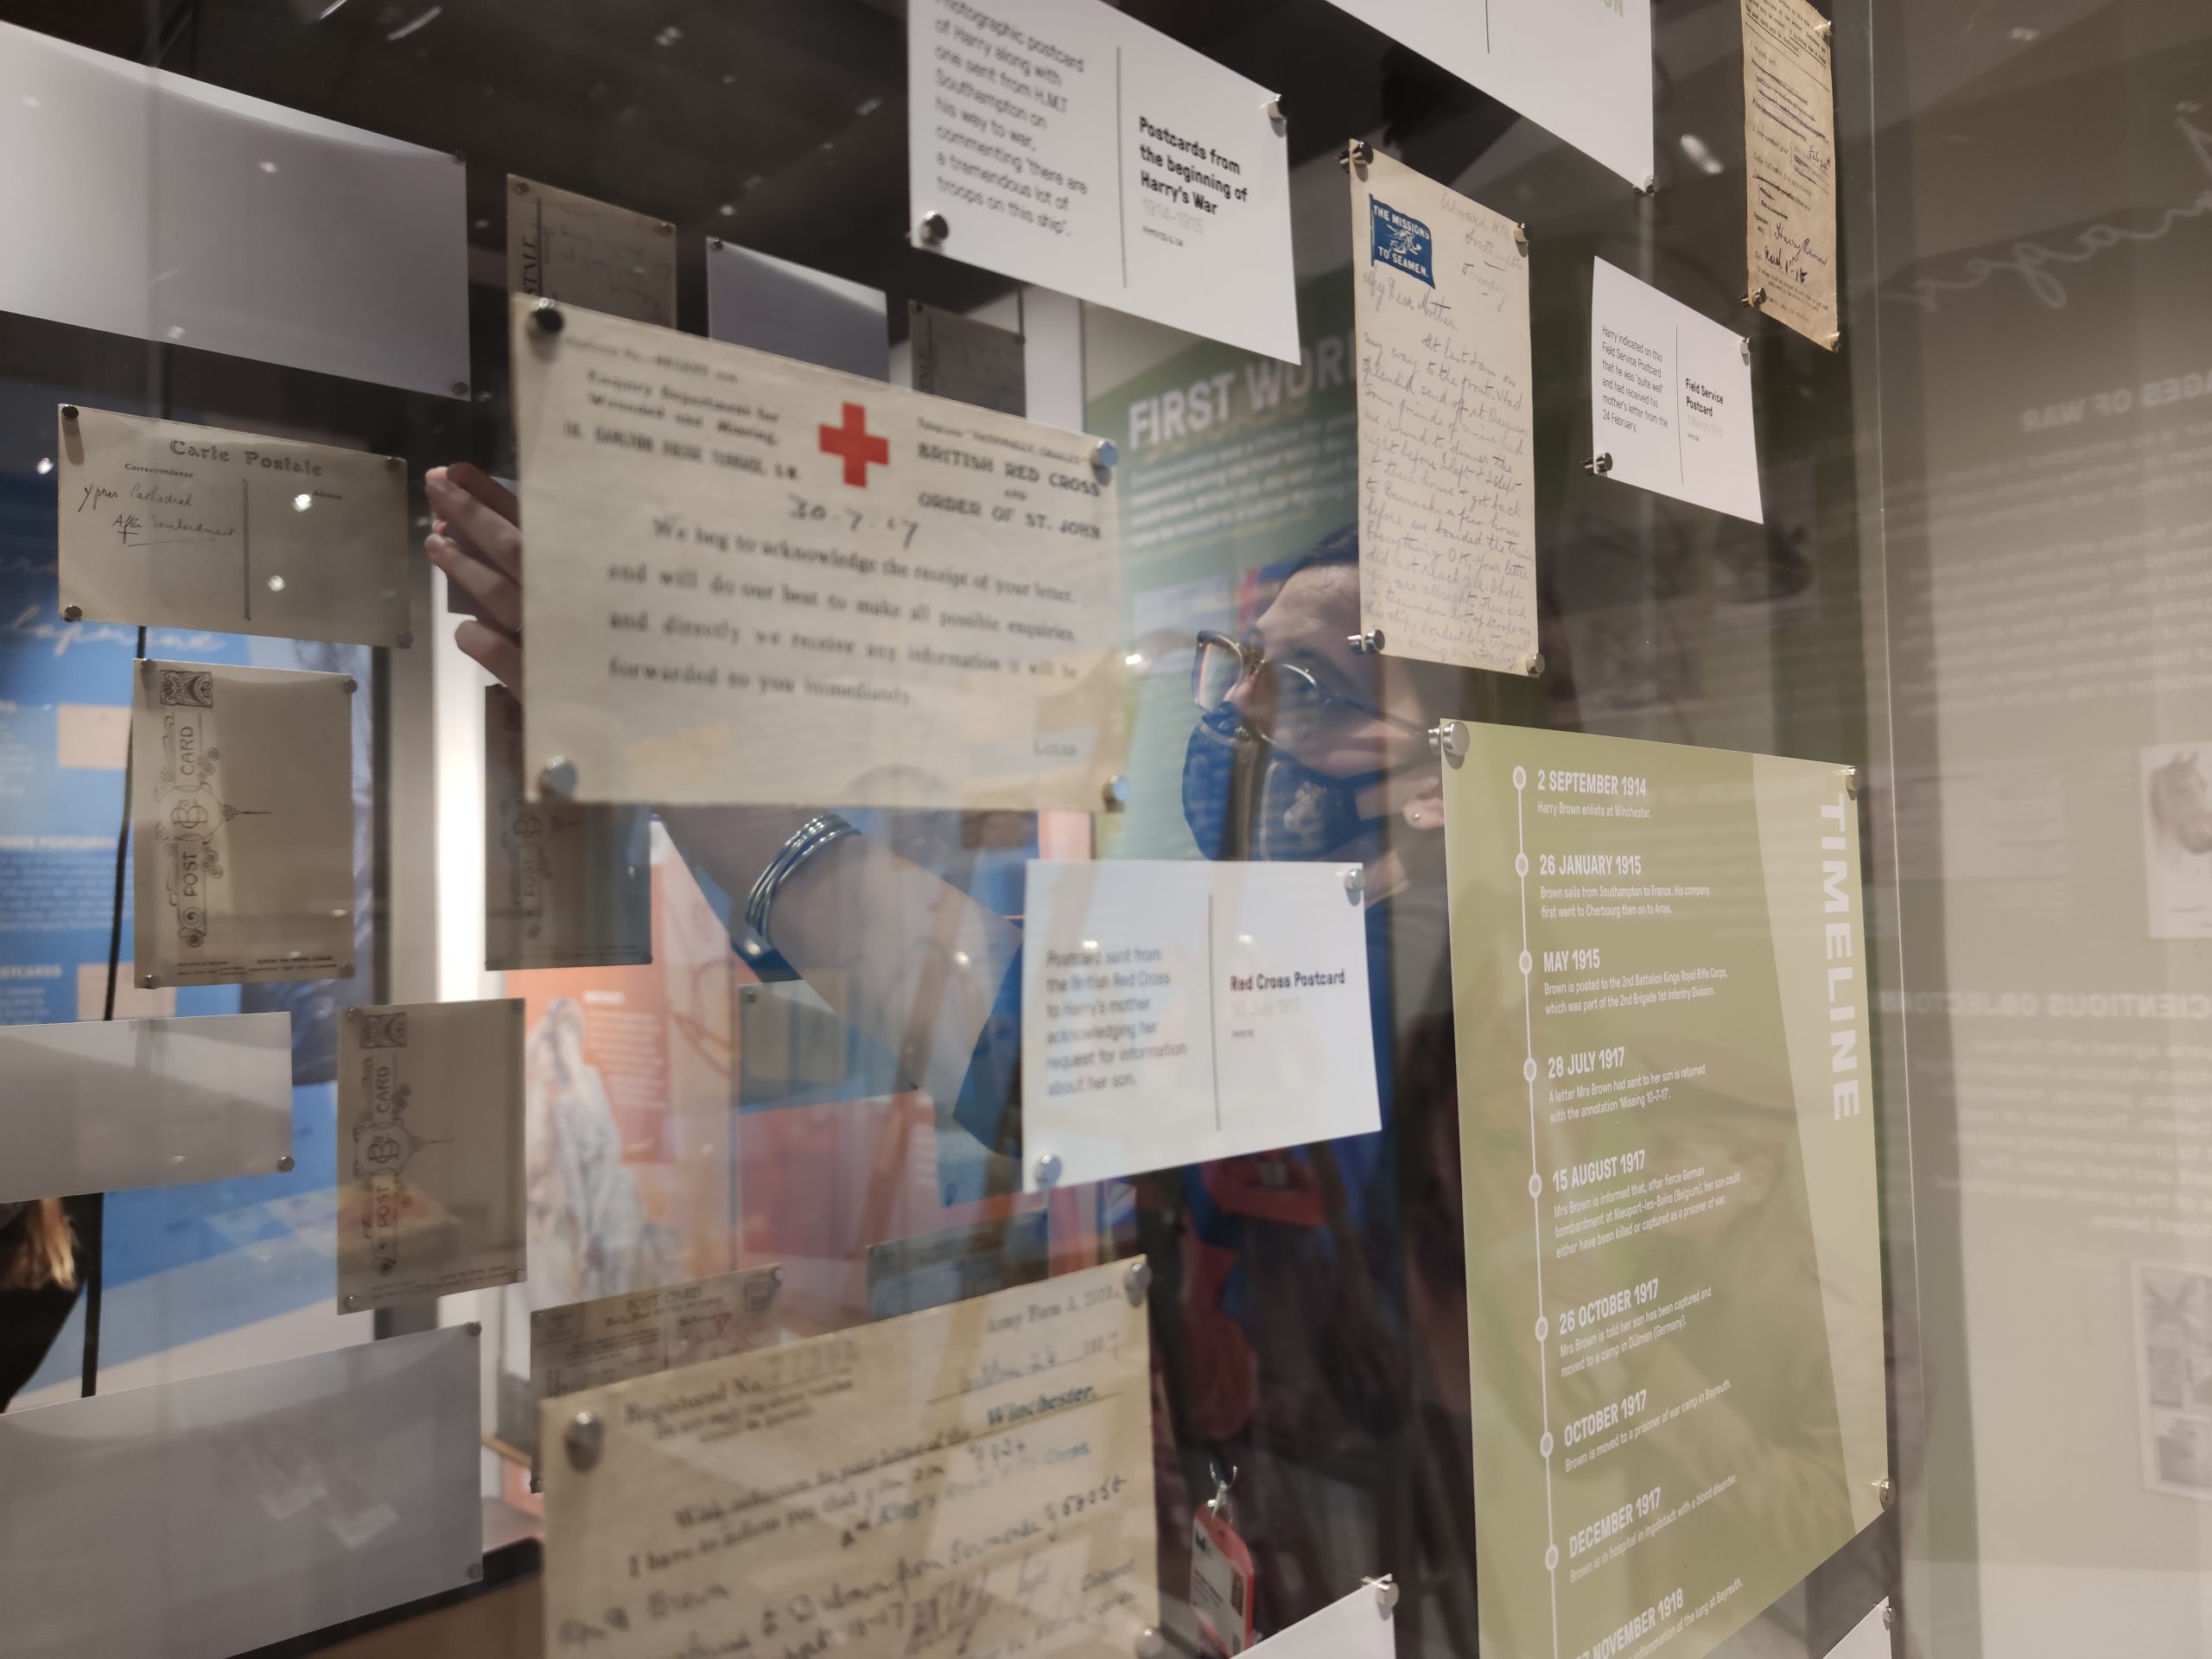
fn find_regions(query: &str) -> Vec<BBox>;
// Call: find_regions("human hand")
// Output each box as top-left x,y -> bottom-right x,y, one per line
423,463 -> 523,692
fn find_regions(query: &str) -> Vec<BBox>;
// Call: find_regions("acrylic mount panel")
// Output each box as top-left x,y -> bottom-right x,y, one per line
0,22 -> 468,397
705,239 -> 888,380
0,1012 -> 293,1202
0,1326 -> 481,1659
130,659 -> 355,988
57,406 -> 410,645
337,998 -> 526,1312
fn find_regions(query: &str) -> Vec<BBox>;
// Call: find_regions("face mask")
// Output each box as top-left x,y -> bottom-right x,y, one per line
1182,704 -> 1397,862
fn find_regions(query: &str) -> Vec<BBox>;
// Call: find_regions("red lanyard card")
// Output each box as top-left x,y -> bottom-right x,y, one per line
1192,1499 -> 1256,1655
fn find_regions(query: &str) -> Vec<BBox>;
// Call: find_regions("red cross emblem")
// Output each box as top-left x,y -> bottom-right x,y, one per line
818,402 -> 890,487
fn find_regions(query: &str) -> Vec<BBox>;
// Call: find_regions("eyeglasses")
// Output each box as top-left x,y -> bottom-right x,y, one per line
1192,630 -> 1427,747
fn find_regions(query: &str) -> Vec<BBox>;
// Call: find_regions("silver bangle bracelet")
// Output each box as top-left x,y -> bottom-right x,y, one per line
744,813 -> 857,950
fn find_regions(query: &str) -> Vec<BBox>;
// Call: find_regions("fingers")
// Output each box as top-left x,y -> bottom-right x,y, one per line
455,619 -> 522,693
442,462 -> 518,525
425,528 -> 521,631
424,466 -> 522,581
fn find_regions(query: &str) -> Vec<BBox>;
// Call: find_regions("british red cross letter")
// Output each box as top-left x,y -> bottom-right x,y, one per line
818,402 -> 890,487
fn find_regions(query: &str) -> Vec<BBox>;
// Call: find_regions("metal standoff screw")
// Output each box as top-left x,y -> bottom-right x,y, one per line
541,756 -> 578,797
1638,175 -> 1658,195
466,1562 -> 484,1582
1343,866 -> 1365,895
1347,629 -> 1385,653
1522,652 -> 1546,677
276,1154 -> 295,1173
466,1320 -> 482,1337
1514,223 -> 1530,255
1428,720 -> 1470,761
1263,95 -> 1287,124
60,404 -> 79,420
1883,1605 -> 1895,1630
1876,1474 -> 1895,1509
1135,1630 -> 1166,1659
450,381 -> 470,398
1033,1149 -> 1064,1189
1122,1256 -> 1152,1305
511,178 -> 530,196
451,149 -> 467,165
1816,17 -> 1834,40
1740,335 -> 1753,364
1338,138 -> 1375,172
530,298 -> 565,336
344,1294 -> 359,1310
1102,774 -> 1130,810
385,454 -> 403,471
143,973 -> 160,988
60,604 -> 82,622
1092,437 -> 1118,470
657,220 -> 675,237
918,209 -> 950,245
1826,330 -> 1842,352
1846,766 -> 1860,798
396,631 -> 414,649
1369,1575 -> 1401,1613
1742,286 -> 1768,308
1584,454 -> 1614,476
566,1410 -> 604,1472
530,1473 -> 543,1494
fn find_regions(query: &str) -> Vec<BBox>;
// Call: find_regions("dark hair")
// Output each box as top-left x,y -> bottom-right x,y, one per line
1275,524 -> 1461,718
1285,523 -> 1360,578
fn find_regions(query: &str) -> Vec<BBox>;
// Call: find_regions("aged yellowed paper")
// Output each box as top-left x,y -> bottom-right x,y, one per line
1349,149 -> 1537,674
336,999 -> 526,1313
531,1264 -> 785,1417
511,296 -> 1126,810
1743,0 -> 1840,348
58,406 -> 408,645
131,660 -> 354,988
507,175 -> 677,327
541,1257 -> 1157,1658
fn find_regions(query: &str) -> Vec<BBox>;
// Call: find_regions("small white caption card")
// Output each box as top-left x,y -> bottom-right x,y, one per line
1021,860 -> 1380,1191
1350,149 -> 1536,673
132,660 -> 354,988
484,686 -> 652,970
706,240 -> 887,380
540,1258 -> 1157,1659
1320,0 -> 1655,188
907,0 -> 1298,362
1590,259 -> 1764,522
531,1264 -> 784,1426
512,296 -> 1125,811
337,998 -> 525,1313
1743,0 -> 1839,349
1247,1583 -> 1399,1658
508,175 -> 677,327
58,406 -> 408,645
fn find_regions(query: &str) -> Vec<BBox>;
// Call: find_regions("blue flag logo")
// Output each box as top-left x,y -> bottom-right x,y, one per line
1369,198 -> 1434,286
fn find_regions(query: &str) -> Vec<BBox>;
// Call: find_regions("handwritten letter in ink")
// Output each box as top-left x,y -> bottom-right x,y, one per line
1349,150 -> 1536,675
540,1257 -> 1158,1659
58,406 -> 408,645
1743,0 -> 1839,348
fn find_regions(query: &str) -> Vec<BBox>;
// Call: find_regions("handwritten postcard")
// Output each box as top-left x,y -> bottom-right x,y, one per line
336,998 -> 526,1313
912,302 -> 1027,417
1020,860 -> 1379,1191
57,406 -> 408,645
484,685 -> 652,970
1743,0 -> 1839,348
512,296 -> 1127,810
1590,259 -> 1765,522
1349,150 -> 1537,674
541,1257 -> 1157,1658
507,175 -> 677,327
131,660 -> 354,988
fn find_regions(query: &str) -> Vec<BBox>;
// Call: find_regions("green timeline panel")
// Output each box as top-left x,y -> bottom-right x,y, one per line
1443,721 -> 1886,1659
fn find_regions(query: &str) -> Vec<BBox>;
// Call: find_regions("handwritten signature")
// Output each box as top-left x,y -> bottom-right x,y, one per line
1888,115 -> 2212,314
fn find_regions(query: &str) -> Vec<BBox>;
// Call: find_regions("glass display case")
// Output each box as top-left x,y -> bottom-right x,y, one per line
0,0 -> 2206,1655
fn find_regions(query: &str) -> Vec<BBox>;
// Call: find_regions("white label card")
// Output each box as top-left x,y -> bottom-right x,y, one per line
484,686 -> 652,970
337,998 -> 525,1312
508,175 -> 677,327
1021,860 -> 1380,1191
1245,1583 -> 1398,1659
0,22 -> 468,397
1743,0 -> 1839,349
0,1327 -> 480,1659
132,660 -> 354,988
1590,259 -> 1764,522
1320,0 -> 1655,188
706,240 -> 888,381
531,1264 -> 783,1422
512,296 -> 1127,810
1350,150 -> 1537,673
907,0 -> 1299,363
540,1258 -> 1158,1659
1822,1600 -> 1891,1659
0,1013 -> 292,1202
57,406 -> 409,645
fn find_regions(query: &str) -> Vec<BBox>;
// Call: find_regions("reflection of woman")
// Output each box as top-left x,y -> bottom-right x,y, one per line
0,1200 -> 84,1410
524,997 -> 679,1302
